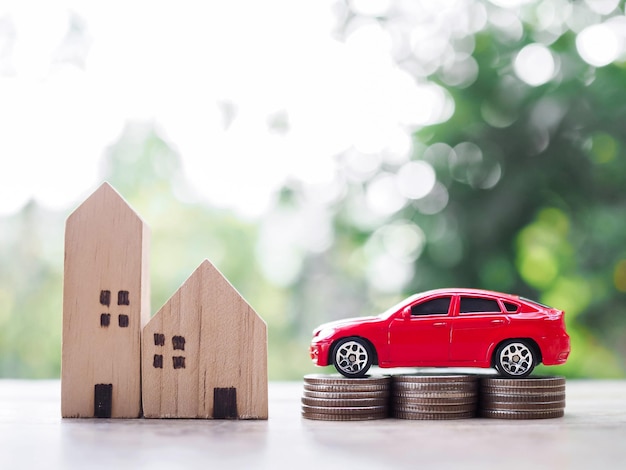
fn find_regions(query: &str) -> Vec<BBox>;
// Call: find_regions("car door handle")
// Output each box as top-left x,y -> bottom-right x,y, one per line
433,322 -> 447,327
491,319 -> 505,324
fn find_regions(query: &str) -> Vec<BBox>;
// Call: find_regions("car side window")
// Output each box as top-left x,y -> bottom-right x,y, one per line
460,297 -> 501,314
503,301 -> 519,313
411,297 -> 451,316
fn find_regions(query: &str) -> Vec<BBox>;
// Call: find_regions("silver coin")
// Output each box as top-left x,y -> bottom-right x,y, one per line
302,411 -> 388,421
393,395 -> 477,406
393,403 -> 477,414
304,374 -> 391,386
303,389 -> 390,400
393,410 -> 475,420
480,376 -> 566,388
480,393 -> 565,403
304,383 -> 390,393
301,396 -> 389,408
392,374 -> 479,383
301,404 -> 388,416
392,390 -> 477,399
480,400 -> 566,411
481,386 -> 566,397
480,409 -> 565,419
393,382 -> 478,392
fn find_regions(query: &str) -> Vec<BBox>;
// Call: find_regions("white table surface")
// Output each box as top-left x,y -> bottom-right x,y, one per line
1,379 -> 625,469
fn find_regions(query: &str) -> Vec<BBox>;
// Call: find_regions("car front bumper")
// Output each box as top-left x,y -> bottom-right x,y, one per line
310,340 -> 332,367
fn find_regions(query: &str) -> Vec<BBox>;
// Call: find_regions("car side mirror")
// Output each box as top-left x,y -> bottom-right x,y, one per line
402,306 -> 412,320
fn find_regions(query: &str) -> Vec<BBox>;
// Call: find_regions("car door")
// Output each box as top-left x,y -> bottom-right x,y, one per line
449,295 -> 510,364
387,296 -> 452,366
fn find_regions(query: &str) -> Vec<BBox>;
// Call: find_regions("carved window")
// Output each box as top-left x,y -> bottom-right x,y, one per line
172,336 -> 186,351
100,313 -> 110,327
153,355 -> 163,369
117,290 -> 130,306
172,356 -> 186,369
154,333 -> 165,346
100,290 -> 111,307
118,314 -> 129,328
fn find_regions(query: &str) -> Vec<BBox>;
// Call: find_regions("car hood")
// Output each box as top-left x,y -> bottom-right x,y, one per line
313,316 -> 381,335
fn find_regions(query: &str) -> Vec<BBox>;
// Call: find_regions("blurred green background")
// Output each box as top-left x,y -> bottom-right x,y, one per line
1,0 -> 626,379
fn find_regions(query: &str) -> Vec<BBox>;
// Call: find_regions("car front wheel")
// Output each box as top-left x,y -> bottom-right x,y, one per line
494,340 -> 536,378
332,337 -> 373,378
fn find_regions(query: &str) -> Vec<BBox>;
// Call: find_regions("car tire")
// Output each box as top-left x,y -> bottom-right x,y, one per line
332,337 -> 373,378
494,340 -> 537,378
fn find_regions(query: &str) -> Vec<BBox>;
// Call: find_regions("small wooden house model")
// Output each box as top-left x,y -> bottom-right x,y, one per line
61,183 -> 150,418
142,260 -> 268,419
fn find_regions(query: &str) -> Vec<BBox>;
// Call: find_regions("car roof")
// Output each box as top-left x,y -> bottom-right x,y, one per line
411,288 -> 521,302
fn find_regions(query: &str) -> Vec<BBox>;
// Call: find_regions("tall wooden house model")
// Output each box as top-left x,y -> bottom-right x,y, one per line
62,183 -> 150,418
61,183 -> 267,419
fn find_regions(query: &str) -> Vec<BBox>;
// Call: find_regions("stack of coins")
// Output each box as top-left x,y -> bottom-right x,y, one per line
301,374 -> 391,421
479,376 -> 566,419
391,374 -> 479,420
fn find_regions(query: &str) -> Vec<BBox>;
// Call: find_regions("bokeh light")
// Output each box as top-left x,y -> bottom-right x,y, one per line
614,260 -> 626,293
396,161 -> 437,200
576,23 -> 621,67
366,172 -> 406,216
514,43 -> 556,86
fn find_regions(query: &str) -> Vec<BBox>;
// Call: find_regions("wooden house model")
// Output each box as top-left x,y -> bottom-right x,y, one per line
142,260 -> 268,419
61,183 -> 268,420
61,183 -> 150,418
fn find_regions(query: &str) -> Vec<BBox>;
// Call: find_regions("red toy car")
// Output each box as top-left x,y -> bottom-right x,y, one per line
310,288 -> 570,378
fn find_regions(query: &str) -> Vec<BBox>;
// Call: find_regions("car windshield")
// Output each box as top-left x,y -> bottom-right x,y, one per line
377,293 -> 423,319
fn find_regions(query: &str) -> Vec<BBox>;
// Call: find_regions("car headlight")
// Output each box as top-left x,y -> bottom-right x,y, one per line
316,327 -> 335,341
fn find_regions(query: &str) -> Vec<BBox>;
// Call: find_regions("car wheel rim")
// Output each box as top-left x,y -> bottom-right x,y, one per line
335,341 -> 369,375
499,342 -> 533,376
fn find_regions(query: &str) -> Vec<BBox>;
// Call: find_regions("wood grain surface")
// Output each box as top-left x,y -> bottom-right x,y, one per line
1,380 -> 625,469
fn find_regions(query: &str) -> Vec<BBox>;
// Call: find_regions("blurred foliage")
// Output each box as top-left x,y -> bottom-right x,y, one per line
0,122 -> 311,379
2,0 -> 626,379
283,0 -> 626,378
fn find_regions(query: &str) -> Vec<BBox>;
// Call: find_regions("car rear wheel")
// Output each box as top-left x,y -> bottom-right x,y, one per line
494,340 -> 536,378
332,337 -> 373,378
